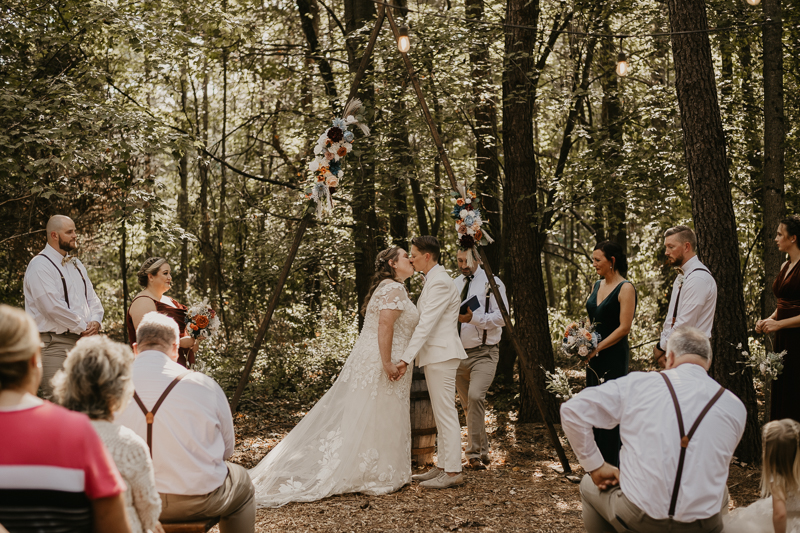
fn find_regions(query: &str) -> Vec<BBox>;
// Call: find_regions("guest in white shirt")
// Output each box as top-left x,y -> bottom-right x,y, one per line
23,215 -> 104,398
653,225 -> 717,368
454,250 -> 508,470
116,312 -> 255,533
561,327 -> 746,533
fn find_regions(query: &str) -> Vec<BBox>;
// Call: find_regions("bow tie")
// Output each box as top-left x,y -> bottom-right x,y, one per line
62,254 -> 76,266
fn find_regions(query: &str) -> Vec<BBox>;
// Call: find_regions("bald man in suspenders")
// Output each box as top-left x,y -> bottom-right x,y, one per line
23,215 -> 104,398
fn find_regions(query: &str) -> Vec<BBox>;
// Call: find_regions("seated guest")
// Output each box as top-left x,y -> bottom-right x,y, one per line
116,312 -> 255,533
0,304 -> 131,533
126,257 -> 199,368
52,336 -> 164,533
560,326 -> 746,533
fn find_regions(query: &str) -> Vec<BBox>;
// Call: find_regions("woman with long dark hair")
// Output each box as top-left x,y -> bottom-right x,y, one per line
757,215 -> 800,423
585,240 -> 637,467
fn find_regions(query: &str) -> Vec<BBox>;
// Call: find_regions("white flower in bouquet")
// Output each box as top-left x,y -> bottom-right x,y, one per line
578,345 -> 588,357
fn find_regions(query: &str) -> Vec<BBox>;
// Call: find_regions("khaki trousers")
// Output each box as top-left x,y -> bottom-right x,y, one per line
580,475 -> 724,533
160,463 -> 255,533
455,344 -> 499,459
424,358 -> 463,473
38,332 -> 79,399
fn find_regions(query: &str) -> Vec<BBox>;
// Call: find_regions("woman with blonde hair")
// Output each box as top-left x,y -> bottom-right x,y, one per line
725,419 -> 800,532
53,336 -> 164,533
0,304 -> 130,532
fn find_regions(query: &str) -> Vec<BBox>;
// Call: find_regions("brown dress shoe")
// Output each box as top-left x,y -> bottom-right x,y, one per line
467,458 -> 486,470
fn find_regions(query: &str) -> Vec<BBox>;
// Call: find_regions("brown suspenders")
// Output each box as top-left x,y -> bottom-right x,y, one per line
481,292 -> 491,346
133,371 -> 191,457
670,268 -> 711,327
36,254 -> 88,309
660,372 -> 726,518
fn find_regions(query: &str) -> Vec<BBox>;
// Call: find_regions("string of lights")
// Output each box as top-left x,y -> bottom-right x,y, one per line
376,0 -> 768,77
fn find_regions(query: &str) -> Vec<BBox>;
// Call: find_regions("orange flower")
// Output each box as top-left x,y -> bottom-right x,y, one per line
584,331 -> 592,340
337,146 -> 347,157
457,198 -> 464,206
195,315 -> 209,328
191,324 -> 199,331
474,229 -> 483,241
468,190 -> 476,199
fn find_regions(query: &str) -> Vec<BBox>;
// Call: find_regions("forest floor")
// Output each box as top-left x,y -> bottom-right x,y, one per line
210,389 -> 763,533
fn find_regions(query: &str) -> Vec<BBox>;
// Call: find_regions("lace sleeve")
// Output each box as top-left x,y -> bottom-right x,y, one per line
127,436 -> 162,532
376,283 -> 407,311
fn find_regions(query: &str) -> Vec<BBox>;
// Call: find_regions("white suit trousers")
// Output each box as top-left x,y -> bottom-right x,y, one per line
424,358 -> 463,473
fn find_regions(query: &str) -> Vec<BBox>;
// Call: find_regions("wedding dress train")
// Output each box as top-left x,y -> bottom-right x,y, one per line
249,281 -> 419,507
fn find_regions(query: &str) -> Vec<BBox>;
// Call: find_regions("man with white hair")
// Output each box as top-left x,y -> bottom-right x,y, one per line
116,312 -> 255,532
23,215 -> 104,398
560,327 -> 746,533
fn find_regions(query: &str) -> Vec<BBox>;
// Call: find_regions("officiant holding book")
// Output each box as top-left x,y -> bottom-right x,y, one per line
454,250 -> 508,469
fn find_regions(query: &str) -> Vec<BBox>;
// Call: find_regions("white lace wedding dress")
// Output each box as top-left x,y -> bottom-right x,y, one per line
249,280 -> 419,507
724,490 -> 800,532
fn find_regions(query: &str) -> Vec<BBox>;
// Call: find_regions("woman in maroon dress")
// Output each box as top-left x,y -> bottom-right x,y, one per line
126,257 -> 198,368
757,215 -> 800,423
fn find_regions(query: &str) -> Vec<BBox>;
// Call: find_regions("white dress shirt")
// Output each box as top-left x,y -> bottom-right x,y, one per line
560,363 -> 746,522
115,350 -> 235,496
660,256 -> 716,349
455,267 -> 508,349
23,244 -> 104,334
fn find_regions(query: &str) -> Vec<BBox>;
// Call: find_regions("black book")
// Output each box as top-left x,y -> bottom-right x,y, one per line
460,294 -> 480,315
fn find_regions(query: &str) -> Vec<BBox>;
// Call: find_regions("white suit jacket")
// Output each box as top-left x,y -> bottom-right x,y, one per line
401,264 -> 468,367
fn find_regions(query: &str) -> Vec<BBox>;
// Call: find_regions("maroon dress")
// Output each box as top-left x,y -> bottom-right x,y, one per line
125,296 -> 195,368
770,261 -> 800,423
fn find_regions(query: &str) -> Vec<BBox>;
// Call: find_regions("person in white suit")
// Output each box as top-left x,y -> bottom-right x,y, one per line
396,236 -> 468,489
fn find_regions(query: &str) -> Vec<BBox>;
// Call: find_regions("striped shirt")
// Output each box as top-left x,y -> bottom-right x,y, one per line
0,402 -> 125,532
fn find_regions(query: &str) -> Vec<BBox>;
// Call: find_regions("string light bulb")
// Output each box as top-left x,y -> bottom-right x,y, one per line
746,0 -> 761,5
616,50 -> 629,77
397,26 -> 410,53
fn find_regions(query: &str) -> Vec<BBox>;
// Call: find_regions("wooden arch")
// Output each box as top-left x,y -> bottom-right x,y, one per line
229,3 -> 572,474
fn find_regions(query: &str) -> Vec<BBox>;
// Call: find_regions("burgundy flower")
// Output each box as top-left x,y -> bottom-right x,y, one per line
465,203 -> 473,211
460,235 -> 475,249
327,127 -> 344,143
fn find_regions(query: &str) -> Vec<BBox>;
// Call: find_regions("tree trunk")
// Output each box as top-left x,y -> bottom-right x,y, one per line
599,27 -> 626,250
345,0 -> 378,326
199,64 -> 215,297
468,0 -> 502,273
297,0 -> 338,105
762,0 -> 785,319
177,63 -> 190,297
666,0 -> 760,462
503,0 -> 557,423
120,220 -> 129,344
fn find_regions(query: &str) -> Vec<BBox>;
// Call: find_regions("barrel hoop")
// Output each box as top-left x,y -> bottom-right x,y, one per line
410,391 -> 430,400
411,427 -> 437,436
411,446 -> 436,455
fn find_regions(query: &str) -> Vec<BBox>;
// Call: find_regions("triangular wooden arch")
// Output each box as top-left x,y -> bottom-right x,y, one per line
229,3 -> 572,474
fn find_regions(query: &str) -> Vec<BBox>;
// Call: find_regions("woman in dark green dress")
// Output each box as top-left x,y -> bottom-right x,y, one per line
585,240 -> 637,467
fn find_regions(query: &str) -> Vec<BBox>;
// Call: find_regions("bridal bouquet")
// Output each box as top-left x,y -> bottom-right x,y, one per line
184,300 -> 221,340
561,319 -> 601,360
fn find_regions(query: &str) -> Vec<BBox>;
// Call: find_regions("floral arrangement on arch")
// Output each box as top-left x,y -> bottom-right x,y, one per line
450,184 -> 494,268
305,99 -> 370,219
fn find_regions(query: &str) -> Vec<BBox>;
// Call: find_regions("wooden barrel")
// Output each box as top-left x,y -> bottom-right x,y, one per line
410,366 -> 437,465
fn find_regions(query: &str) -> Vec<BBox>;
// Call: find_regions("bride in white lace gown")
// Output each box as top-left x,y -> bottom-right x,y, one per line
249,247 -> 420,507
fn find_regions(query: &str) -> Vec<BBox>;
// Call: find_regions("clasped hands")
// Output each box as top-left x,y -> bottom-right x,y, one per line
383,361 -> 408,381
756,318 -> 782,334
80,321 -> 101,337
590,462 -> 620,491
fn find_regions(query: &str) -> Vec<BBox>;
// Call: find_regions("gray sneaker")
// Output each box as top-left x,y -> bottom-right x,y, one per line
411,466 -> 441,482
420,471 -> 465,489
